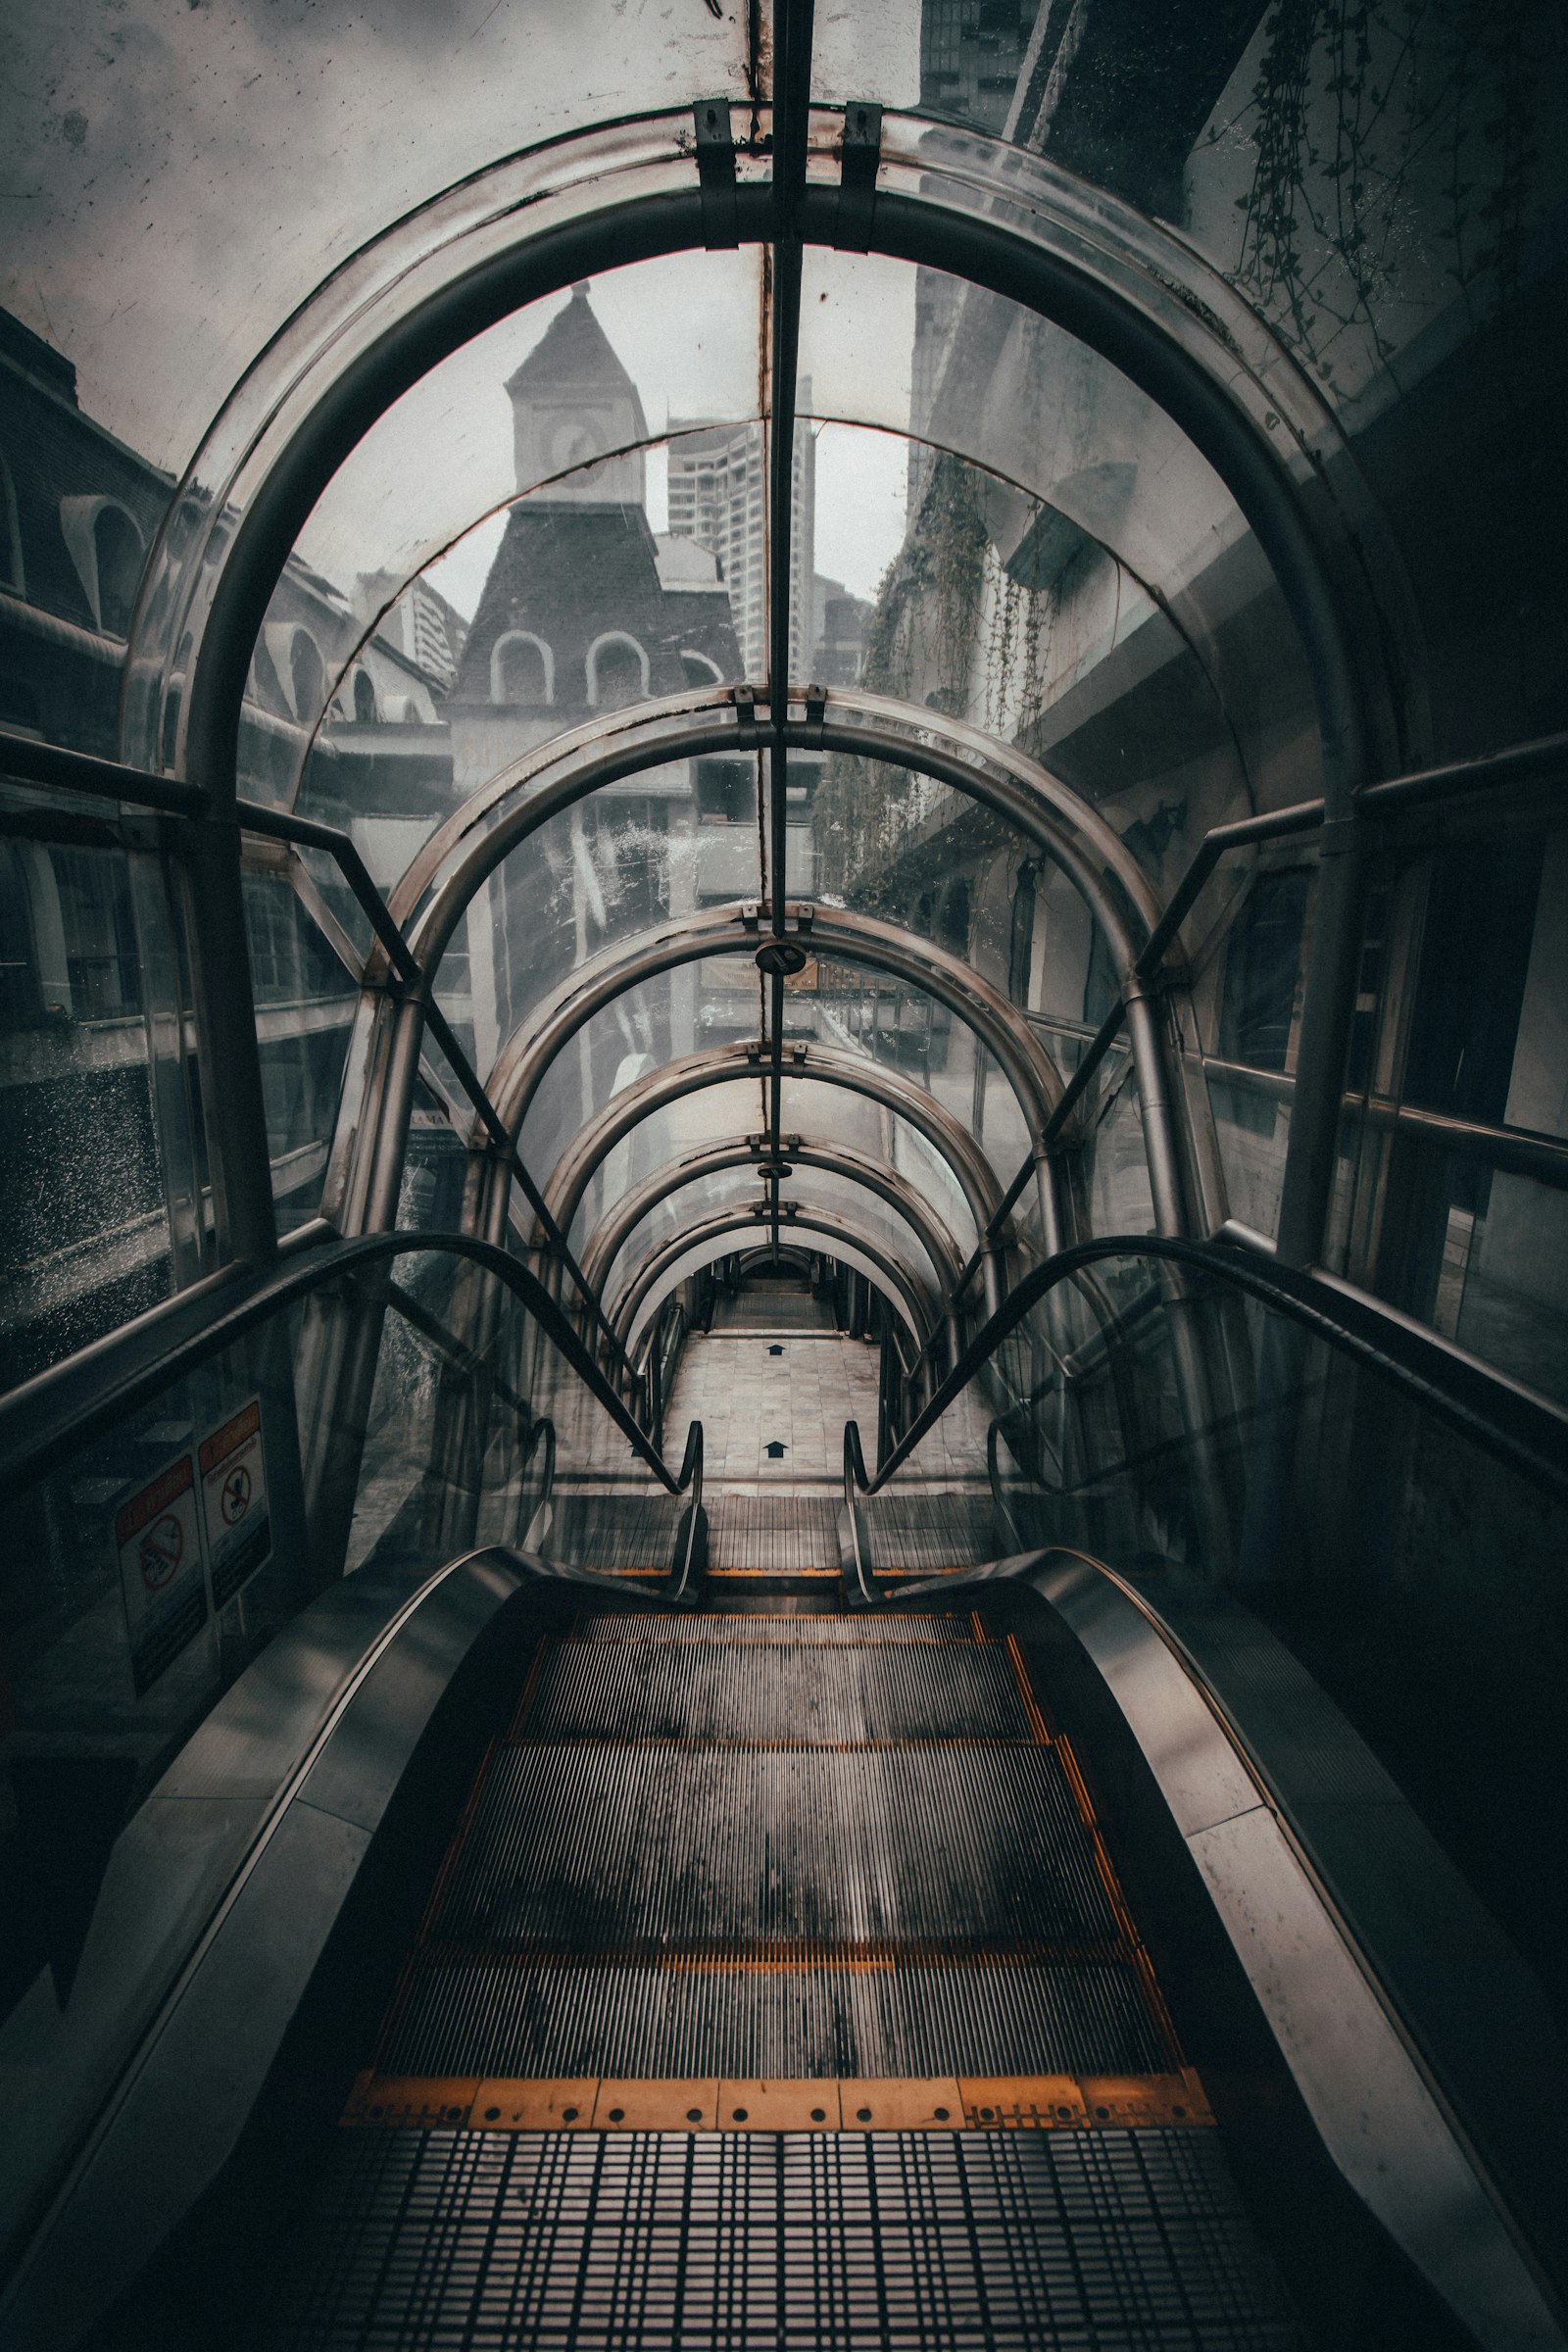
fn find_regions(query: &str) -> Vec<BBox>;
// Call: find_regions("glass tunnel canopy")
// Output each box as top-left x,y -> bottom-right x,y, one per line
2,0 -> 1566,1397
5,14 -> 1568,2346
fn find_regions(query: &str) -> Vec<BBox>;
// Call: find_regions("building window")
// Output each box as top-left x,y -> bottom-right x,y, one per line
289,630 -> 325,723
94,505 -> 144,636
352,668 -> 378,723
491,630 -> 553,704
680,649 -> 724,689
586,631 -> 648,710
1219,868 -> 1310,1073
59,495 -> 146,635
0,448 -> 24,596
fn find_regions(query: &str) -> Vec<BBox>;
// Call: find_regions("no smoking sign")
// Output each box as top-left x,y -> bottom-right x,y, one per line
200,1397 -> 271,1606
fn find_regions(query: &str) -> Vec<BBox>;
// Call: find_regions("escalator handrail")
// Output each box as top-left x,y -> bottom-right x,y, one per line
850,1233 -> 1568,1507
0,1228 -> 695,1500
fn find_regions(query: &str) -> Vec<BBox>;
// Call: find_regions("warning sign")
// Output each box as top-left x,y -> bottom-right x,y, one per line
199,1397 -> 271,1608
116,1450 -> 208,1694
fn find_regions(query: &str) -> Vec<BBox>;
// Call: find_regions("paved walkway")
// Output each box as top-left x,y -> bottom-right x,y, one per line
662,1330 -> 993,1494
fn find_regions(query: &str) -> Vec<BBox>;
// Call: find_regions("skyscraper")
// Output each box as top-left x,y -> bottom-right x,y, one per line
665,397 -> 815,685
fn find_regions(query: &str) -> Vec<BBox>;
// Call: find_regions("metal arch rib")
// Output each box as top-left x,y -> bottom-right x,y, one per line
392,687 -> 1154,981
611,1206 -> 936,1355
576,1137 -> 965,1300
542,1041 -> 1005,1245
141,108 -> 1412,817
484,903 -> 1063,1152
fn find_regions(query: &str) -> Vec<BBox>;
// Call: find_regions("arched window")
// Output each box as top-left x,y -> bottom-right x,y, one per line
586,630 -> 648,710
491,630 -> 553,704
289,630 -> 325,721
353,668 -> 378,723
0,448 -> 24,595
94,505 -> 144,635
680,649 -> 724,688
58,495 -> 145,634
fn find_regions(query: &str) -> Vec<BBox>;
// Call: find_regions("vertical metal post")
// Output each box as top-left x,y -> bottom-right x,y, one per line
1276,815 -> 1363,1267
1122,977 -> 1189,1239
175,817 -> 278,1268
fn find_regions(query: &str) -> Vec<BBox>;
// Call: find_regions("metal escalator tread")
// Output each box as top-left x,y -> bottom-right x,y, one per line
546,1493 -> 687,1573
867,1491 -> 1003,1572
570,1608 -> 976,1642
708,1492 -> 841,1571
377,1952 -> 1169,2079
261,2127 -> 1304,2350
518,1636 -> 1033,1741
429,1743 -> 1117,1949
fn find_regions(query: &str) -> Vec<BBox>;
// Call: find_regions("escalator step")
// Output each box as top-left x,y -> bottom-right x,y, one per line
518,1637 -> 1033,1742
546,1494 -> 689,1574
708,1493 -> 841,1571
432,1745 -> 1115,1950
378,1953 -> 1168,2080
571,1611 -> 974,1642
260,2125 -> 1304,2350
859,1491 -> 1002,1573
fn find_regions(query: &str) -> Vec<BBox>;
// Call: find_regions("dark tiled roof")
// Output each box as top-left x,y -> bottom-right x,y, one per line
454,502 -> 740,704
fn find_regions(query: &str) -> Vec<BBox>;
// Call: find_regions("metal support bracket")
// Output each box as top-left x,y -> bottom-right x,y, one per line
694,99 -> 740,249
835,102 -> 882,253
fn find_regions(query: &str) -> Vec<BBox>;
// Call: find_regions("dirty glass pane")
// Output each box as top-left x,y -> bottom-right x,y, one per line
815,14 -> 1567,767
429,780 -> 760,1087
0,837 -> 201,1390
793,362 -> 1306,873
0,3 -> 758,489
566,1079 -> 770,1257
240,871 -> 358,1236
242,255 -> 764,812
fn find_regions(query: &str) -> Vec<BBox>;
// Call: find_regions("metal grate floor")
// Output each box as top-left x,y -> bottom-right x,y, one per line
257,2126 -> 1304,2350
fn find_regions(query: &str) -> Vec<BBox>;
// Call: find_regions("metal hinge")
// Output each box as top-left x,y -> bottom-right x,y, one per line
835,102 -> 882,253
694,99 -> 740,249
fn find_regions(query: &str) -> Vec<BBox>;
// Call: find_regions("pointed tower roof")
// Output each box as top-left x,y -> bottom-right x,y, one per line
505,283 -> 649,440
504,283 -> 650,503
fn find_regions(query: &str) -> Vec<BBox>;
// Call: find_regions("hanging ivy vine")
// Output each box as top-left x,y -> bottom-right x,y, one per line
1221,0 -> 1557,383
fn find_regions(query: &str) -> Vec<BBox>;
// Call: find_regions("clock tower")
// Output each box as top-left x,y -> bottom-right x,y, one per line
506,281 -> 649,506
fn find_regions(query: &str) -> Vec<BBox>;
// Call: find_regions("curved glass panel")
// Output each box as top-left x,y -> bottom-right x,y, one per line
607,1159 -> 946,1311
1,7 -> 756,491
568,1079 -> 979,1268
430,778 -> 759,1084
810,40 -> 1564,765
243,255 -> 764,812
511,950 -> 1038,1206
794,368 -> 1306,880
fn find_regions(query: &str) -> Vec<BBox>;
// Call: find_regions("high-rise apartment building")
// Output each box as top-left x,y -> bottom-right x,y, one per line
665,398 -> 815,684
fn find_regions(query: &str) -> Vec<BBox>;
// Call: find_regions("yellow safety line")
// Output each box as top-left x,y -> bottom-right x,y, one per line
341,2069 -> 1214,2134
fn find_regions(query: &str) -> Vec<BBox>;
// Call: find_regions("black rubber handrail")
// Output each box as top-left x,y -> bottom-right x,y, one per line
0,1229 -> 695,1500
849,1234 -> 1568,1509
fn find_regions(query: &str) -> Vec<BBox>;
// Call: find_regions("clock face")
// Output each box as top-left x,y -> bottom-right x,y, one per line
547,408 -> 610,473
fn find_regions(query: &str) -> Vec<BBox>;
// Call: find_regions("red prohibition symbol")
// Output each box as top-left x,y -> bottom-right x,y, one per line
140,1511 -> 183,1592
221,1464 -> 252,1525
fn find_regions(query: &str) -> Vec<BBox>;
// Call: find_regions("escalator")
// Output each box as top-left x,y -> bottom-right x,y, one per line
3,1239 -> 1568,2351
261,1597 -> 1299,2348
